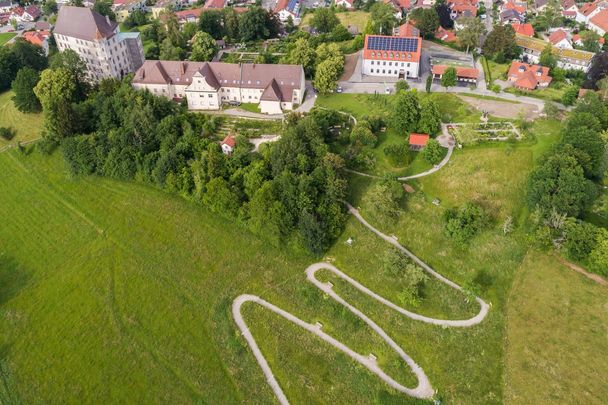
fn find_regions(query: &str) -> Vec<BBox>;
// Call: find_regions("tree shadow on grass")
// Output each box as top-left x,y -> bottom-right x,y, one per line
0,255 -> 29,307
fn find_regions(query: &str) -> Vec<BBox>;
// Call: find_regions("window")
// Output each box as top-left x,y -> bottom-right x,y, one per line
208,94 -> 213,98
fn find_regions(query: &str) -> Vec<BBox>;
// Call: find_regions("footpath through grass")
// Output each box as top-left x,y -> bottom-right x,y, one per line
0,91 -> 44,148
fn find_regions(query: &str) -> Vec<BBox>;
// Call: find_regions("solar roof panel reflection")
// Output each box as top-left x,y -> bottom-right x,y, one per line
367,36 -> 419,52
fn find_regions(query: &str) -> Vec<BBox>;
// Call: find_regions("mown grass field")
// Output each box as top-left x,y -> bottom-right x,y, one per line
302,10 -> 370,32
0,91 -> 44,148
505,251 -> 608,404
0,33 -> 16,46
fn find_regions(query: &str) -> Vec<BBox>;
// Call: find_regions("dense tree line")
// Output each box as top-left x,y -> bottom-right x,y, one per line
0,38 -> 47,93
527,92 -> 608,274
47,79 -> 348,254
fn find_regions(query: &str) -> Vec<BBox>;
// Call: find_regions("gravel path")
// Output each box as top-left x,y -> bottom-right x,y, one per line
232,154 -> 490,403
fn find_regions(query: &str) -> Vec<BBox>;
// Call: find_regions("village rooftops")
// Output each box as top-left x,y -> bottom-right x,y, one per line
548,29 -> 569,45
590,9 -> 608,33
508,61 -> 552,90
515,34 -> 595,63
431,65 -> 479,79
132,60 -> 303,101
395,22 -> 420,37
54,6 -> 118,41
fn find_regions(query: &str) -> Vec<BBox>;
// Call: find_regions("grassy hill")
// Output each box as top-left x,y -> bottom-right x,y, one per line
0,97 -> 606,403
0,91 -> 44,149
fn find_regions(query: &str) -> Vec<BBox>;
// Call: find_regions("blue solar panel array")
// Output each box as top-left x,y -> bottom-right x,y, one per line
367,36 -> 419,52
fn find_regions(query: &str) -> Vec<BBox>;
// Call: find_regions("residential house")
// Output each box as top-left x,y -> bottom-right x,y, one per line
383,0 -> 416,20
507,61 -> 552,90
151,0 -> 179,19
112,0 -> 147,22
448,0 -> 478,19
274,0 -> 301,22
22,30 -> 50,54
394,21 -> 420,37
534,0 -> 548,13
131,60 -> 306,114
589,8 -> 608,35
575,0 -> 608,24
335,0 -> 355,8
0,1 -> 12,13
221,135 -> 236,155
431,65 -> 479,85
548,29 -> 572,48
562,0 -> 578,18
511,22 -> 535,37
500,9 -> 524,24
34,20 -> 51,30
10,5 -> 41,22
175,7 -> 204,25
409,133 -> 429,151
435,26 -> 458,42
361,34 -> 422,79
54,6 -> 145,81
515,34 -> 595,71
502,0 -> 527,14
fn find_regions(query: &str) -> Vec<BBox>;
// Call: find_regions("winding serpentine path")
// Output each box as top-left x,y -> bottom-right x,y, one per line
232,132 -> 489,403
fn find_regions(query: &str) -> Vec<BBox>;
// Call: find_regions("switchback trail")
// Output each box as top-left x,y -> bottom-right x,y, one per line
232,140 -> 489,403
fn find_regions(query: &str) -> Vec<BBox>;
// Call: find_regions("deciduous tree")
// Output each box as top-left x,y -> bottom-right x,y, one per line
189,31 -> 218,62
11,67 -> 41,113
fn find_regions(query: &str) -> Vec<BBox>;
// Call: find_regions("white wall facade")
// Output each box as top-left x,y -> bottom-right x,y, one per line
362,58 -> 420,78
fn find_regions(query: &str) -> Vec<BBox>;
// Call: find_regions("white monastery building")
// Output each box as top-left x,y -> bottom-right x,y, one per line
131,61 -> 305,114
53,6 -> 145,82
362,34 -> 422,79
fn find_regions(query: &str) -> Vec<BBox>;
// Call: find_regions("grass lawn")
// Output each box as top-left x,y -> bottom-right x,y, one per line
504,251 -> 608,404
485,58 -> 510,82
505,86 -> 565,103
238,102 -> 261,114
0,32 -> 16,46
302,10 -> 370,32
0,91 -> 44,148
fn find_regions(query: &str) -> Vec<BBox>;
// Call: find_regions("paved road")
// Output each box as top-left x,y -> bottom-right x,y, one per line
232,138 -> 490,403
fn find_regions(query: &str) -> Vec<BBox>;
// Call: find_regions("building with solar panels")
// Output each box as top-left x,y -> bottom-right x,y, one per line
274,0 -> 301,23
362,34 -> 423,79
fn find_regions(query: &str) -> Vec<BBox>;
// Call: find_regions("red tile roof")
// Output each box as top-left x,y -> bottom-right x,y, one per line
504,1 -> 527,14
409,133 -> 430,146
579,1 -> 597,16
432,64 -> 479,79
511,23 -> 534,37
22,30 -> 50,46
175,7 -> 203,21
435,27 -> 458,42
590,9 -> 608,33
396,22 -> 419,37
221,135 -> 236,148
507,61 -> 552,90
548,29 -> 568,45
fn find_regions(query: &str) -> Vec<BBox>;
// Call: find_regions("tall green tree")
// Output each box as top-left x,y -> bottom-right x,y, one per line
368,2 -> 398,35
482,24 -> 520,60
392,90 -> 420,133
34,68 -> 78,139
189,31 -> 218,62
0,46 -> 19,92
43,0 -> 58,16
93,0 -> 116,20
239,6 -> 279,41
283,38 -> 315,76
456,16 -> 486,53
418,97 -> 441,135
410,8 -> 439,39
11,67 -> 41,113
199,10 -> 224,39
539,43 -> 557,69
441,67 -> 457,90
310,7 -> 339,33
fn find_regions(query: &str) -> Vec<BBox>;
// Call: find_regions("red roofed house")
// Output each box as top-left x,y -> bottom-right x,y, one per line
221,135 -> 236,155
431,65 -> 480,85
561,0 -> 578,18
10,5 -> 41,22
507,61 -> 552,90
548,29 -> 572,49
362,34 -> 422,79
22,30 -> 50,54
409,133 -> 430,151
335,0 -> 355,8
175,7 -> 204,25
394,21 -> 420,37
511,23 -> 535,37
589,8 -> 608,36
502,0 -> 527,15
275,0 -> 301,22
435,26 -> 458,42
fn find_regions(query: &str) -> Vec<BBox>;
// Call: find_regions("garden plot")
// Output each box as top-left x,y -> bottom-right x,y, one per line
446,121 -> 521,144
